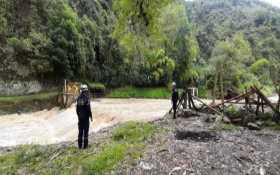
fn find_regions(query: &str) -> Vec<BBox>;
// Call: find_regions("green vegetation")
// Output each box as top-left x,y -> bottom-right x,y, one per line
198,86 -> 208,98
87,82 -> 106,94
225,106 -> 240,119
108,86 -> 171,99
88,122 -> 156,173
0,91 -> 59,104
220,123 -> 240,131
0,122 -> 158,175
262,118 -> 280,131
0,0 -> 200,90
187,0 -> 280,97
0,91 -> 59,115
209,34 -> 254,94
0,0 -> 122,86
267,124 -> 280,131
112,122 -> 156,142
113,0 -> 198,87
85,143 -> 128,174
1,0 -> 280,97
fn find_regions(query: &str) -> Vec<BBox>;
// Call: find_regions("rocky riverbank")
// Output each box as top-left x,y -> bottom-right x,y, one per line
116,113 -> 280,175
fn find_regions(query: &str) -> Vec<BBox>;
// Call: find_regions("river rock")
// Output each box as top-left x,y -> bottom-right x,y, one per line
205,115 -> 216,123
223,116 -> 231,124
247,122 -> 261,130
256,121 -> 264,127
139,161 -> 153,170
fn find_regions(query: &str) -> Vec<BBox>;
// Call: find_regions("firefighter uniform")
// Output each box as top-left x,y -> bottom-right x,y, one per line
76,88 -> 92,149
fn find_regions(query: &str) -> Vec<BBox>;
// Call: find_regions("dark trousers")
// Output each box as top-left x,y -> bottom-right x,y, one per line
78,120 -> 89,149
173,102 -> 177,119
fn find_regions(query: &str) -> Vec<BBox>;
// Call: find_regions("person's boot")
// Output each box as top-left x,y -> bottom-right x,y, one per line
173,110 -> 176,119
83,137 -> 88,149
78,138 -> 83,149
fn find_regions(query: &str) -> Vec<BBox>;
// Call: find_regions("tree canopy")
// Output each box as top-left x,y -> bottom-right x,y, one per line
0,0 -> 279,93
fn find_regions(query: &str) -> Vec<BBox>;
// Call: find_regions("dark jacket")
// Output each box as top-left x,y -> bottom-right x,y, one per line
172,89 -> 179,103
76,92 -> 92,122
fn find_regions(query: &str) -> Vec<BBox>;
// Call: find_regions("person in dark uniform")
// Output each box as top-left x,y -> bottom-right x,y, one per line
172,82 -> 179,119
76,84 -> 93,149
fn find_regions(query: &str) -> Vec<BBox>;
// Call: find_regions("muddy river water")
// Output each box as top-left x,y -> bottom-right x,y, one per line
1,95 -> 278,147
0,99 -> 170,147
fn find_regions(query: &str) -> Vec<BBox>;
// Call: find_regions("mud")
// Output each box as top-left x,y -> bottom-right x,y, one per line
175,130 -> 219,142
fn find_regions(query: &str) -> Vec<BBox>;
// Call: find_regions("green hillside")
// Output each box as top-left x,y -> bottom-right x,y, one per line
186,0 -> 280,61
0,0 -> 280,96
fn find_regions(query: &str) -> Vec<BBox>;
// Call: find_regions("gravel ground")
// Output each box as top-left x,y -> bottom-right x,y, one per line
117,113 -> 280,175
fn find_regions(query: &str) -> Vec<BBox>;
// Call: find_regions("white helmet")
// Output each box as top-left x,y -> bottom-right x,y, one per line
80,84 -> 88,91
172,82 -> 176,87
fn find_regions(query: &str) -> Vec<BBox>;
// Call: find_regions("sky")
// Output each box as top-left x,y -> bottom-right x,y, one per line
185,0 -> 280,8
263,0 -> 280,8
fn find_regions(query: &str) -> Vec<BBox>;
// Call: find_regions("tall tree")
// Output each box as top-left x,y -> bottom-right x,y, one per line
209,33 -> 254,103
158,2 -> 199,86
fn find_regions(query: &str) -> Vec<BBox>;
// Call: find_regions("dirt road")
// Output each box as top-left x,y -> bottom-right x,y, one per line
0,98 -> 170,147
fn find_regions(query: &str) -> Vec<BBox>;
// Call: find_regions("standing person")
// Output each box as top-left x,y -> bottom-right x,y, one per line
172,82 -> 179,119
76,84 -> 93,149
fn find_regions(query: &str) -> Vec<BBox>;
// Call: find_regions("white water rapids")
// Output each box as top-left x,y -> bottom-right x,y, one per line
0,99 -> 170,147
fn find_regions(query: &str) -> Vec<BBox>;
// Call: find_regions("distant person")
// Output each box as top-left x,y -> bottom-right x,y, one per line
76,84 -> 93,149
171,82 -> 179,119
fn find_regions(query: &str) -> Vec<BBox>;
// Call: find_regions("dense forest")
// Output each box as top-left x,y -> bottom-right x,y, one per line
187,0 -> 280,95
0,0 -> 197,88
0,0 -> 280,96
0,0 -> 123,86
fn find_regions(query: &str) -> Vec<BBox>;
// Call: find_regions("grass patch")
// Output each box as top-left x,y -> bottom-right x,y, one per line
0,122 -> 158,175
220,123 -> 240,131
0,91 -> 59,104
107,86 -> 170,99
268,124 -> 280,131
263,119 -> 280,131
112,122 -> 156,142
212,123 -> 240,131
85,143 -> 128,174
0,145 -> 54,174
0,91 -> 59,115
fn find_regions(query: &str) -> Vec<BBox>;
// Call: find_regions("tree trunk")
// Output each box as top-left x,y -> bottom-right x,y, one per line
220,70 -> 224,115
212,72 -> 218,104
261,98 -> 264,113
183,88 -> 187,109
256,95 -> 260,115
277,90 -> 280,111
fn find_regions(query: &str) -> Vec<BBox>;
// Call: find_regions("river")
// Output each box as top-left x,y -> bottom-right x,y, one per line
0,98 -> 170,147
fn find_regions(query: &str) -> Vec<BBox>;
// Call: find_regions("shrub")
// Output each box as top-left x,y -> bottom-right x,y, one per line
87,82 -> 106,94
107,86 -> 170,98
225,106 -> 240,118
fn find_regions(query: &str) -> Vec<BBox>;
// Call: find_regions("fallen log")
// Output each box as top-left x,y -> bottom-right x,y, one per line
192,95 -> 224,116
210,89 -> 255,108
252,86 -> 280,120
